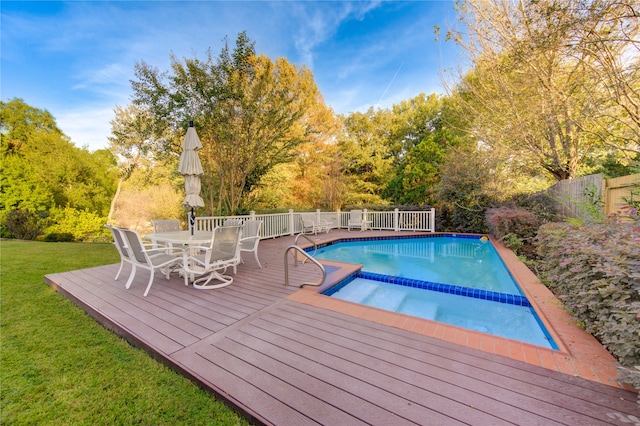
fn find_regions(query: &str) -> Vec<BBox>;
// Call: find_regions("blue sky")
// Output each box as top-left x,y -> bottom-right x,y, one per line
2,1 -> 461,151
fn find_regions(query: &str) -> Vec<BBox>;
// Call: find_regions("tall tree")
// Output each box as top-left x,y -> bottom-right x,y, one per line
130,32 -> 332,215
382,93 -> 458,205
339,108 -> 395,205
444,0 -> 640,181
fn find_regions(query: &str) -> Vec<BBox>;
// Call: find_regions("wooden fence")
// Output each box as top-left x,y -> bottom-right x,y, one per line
605,174 -> 640,217
547,174 -> 603,220
547,173 -> 639,221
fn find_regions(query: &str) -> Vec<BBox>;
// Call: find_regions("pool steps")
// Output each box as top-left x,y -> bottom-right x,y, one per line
325,271 -> 532,308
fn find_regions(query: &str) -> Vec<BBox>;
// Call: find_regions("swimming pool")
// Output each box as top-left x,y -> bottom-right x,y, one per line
312,235 -> 558,349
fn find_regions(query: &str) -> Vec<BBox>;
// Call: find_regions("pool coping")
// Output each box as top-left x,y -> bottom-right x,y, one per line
286,232 -> 626,389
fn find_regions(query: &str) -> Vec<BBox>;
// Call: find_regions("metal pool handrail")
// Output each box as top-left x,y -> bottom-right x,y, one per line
284,245 -> 326,288
294,232 -> 317,259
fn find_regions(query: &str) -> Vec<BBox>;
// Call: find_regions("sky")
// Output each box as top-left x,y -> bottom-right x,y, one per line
2,1 -> 462,152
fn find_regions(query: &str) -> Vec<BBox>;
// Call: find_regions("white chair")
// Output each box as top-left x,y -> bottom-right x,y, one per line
151,219 -> 181,233
181,225 -> 243,289
118,227 -> 183,297
300,213 -> 330,235
347,209 -> 371,231
105,224 -> 132,280
239,219 -> 263,269
151,219 -> 183,253
222,219 -> 244,273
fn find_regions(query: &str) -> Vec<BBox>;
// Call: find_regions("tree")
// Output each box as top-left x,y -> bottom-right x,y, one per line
435,143 -> 498,233
339,108 -> 396,205
444,0 -> 640,181
107,104 -> 182,222
0,98 -> 118,240
130,32 -> 333,215
382,93 -> 458,205
0,98 -> 63,154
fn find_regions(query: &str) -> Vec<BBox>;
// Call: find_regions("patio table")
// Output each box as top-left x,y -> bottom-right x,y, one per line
147,230 -> 213,247
146,230 -> 214,284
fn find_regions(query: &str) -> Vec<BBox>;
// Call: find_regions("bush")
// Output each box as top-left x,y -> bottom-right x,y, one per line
44,207 -> 109,242
512,191 -> 561,223
486,206 -> 540,240
435,203 -> 489,233
536,221 -> 640,392
485,206 -> 540,257
4,209 -> 48,240
44,232 -> 75,242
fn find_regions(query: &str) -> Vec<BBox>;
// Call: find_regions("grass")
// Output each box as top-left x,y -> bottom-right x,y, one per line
0,240 -> 250,425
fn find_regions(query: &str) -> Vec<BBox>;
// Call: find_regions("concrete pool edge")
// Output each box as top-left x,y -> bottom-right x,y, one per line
286,232 -> 626,389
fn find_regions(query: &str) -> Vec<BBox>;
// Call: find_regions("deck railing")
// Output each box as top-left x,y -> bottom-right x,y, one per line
192,208 -> 435,239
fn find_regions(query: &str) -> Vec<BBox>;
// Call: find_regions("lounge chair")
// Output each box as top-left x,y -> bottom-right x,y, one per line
300,213 -> 330,235
239,219 -> 263,269
347,209 -> 371,232
118,227 -> 183,297
181,225 -> 243,289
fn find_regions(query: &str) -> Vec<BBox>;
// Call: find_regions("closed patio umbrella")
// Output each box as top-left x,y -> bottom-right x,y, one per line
178,121 -> 204,234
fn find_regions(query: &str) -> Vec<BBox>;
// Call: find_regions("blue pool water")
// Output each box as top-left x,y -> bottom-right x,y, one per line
315,235 -> 557,349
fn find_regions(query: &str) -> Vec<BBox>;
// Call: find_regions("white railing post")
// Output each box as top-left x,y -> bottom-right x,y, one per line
394,208 -> 399,231
249,211 -> 256,219
430,208 -> 435,232
288,209 -> 295,236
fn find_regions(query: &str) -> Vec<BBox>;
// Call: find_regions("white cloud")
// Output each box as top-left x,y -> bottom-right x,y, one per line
56,107 -> 117,152
73,62 -> 131,92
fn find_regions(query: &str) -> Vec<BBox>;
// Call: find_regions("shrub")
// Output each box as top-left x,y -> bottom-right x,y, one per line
512,191 -> 561,223
536,221 -> 640,392
485,206 -> 540,258
4,209 -> 48,240
44,207 -> 109,242
44,232 -> 75,242
486,206 -> 540,240
500,232 -> 524,253
436,203 -> 489,233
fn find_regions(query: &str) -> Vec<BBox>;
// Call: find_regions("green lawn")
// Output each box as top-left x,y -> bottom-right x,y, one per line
1,240 -> 250,425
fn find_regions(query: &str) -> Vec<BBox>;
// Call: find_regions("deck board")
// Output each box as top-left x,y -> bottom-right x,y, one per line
281,302 -> 635,413
44,230 -> 639,425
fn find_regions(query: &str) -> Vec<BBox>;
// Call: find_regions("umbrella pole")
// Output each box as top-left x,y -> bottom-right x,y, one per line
190,208 -> 195,235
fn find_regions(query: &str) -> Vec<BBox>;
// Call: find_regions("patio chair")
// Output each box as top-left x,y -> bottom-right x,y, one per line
151,219 -> 183,253
119,227 -> 183,297
300,213 -> 330,235
181,225 -> 243,289
347,209 -> 371,232
105,224 -> 132,280
151,219 -> 181,233
221,219 -> 244,274
239,219 -> 263,269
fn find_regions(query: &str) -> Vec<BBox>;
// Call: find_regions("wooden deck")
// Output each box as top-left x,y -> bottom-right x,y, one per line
45,230 -> 639,425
